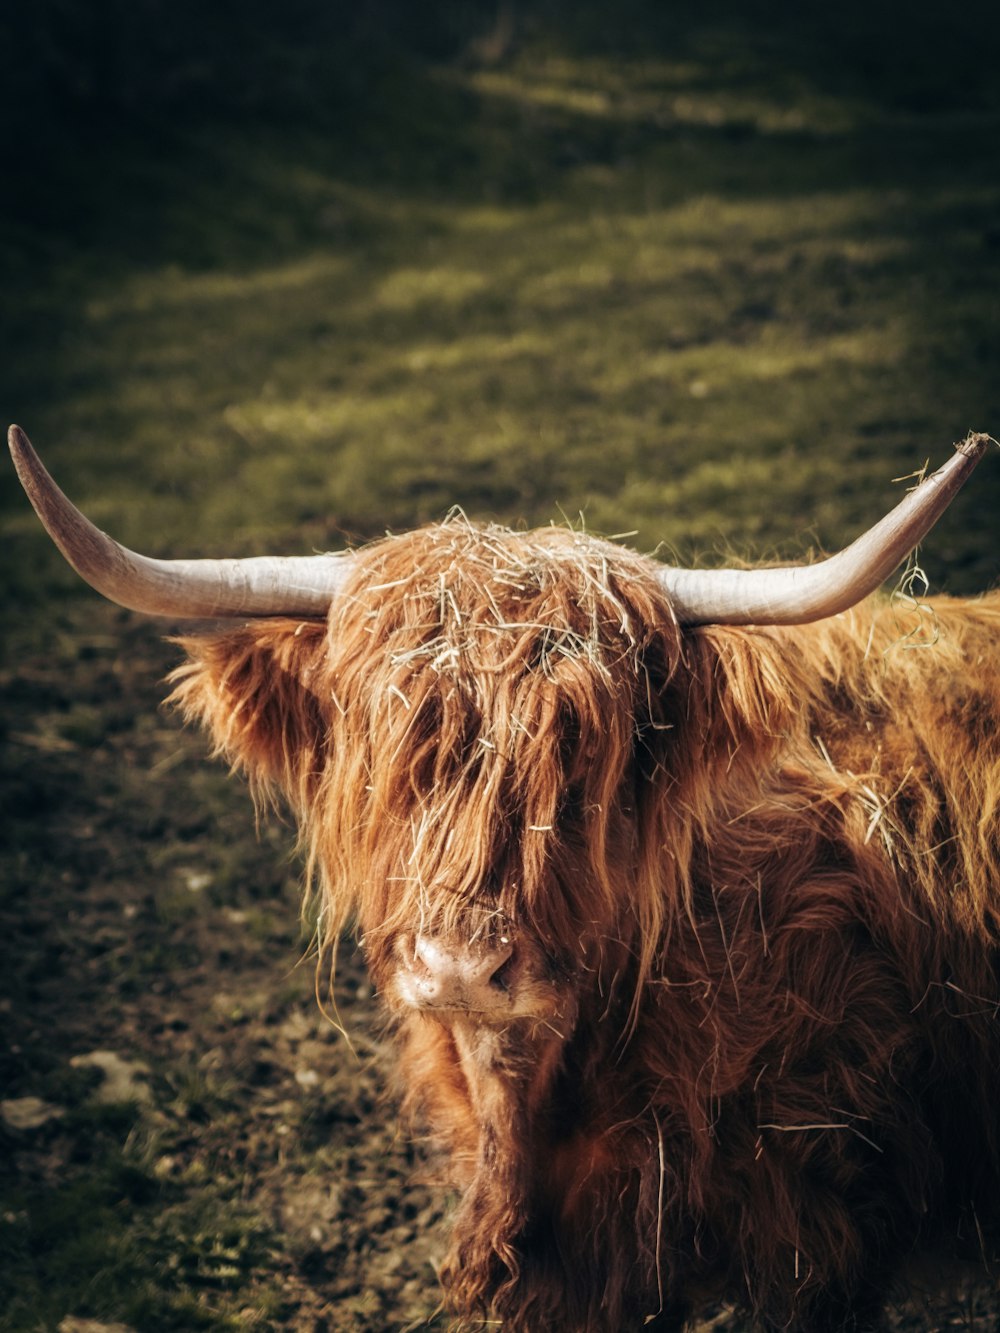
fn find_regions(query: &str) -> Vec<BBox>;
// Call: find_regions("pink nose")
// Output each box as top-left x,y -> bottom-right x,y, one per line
402,934 -> 515,1013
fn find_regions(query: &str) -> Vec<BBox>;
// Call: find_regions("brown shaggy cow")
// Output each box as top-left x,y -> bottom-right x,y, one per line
9,425 -> 1000,1331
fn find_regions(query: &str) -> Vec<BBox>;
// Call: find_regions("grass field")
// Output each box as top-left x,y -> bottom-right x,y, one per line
2,3 -> 999,1328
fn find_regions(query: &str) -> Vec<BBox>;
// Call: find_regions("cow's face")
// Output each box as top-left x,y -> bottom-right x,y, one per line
311,525 -> 685,1051
174,524 -> 687,1043
171,521 -> 792,1090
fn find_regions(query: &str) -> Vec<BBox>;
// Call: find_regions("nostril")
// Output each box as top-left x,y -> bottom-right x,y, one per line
480,941 -> 515,990
487,951 -> 513,991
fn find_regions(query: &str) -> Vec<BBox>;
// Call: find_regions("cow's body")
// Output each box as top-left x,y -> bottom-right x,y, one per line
169,520 -> 1000,1332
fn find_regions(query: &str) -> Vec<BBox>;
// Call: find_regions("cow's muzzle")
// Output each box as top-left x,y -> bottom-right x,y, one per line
394,934 -> 516,1018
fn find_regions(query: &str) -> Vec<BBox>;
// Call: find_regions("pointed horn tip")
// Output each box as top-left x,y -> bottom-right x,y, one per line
8,425 -> 40,489
956,430 -> 997,459
8,423 -> 29,457
8,425 -> 44,494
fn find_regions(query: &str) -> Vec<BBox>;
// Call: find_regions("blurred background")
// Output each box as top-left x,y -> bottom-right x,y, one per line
1,2 -> 999,1329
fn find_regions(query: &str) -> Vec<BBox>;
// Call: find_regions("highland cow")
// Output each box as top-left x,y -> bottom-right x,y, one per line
9,424 -> 1000,1332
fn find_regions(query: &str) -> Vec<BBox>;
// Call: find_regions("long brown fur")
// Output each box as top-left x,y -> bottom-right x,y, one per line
169,518 -> 1000,1331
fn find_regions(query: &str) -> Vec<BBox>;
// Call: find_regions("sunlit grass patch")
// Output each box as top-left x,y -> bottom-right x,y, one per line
374,264 -> 490,312
456,50 -> 861,137
86,254 -> 355,320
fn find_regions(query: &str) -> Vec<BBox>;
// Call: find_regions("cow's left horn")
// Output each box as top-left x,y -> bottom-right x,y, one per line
658,433 -> 993,626
8,426 -> 353,619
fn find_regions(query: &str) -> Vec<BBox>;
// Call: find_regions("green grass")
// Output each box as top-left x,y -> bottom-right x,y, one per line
1,4 -> 999,1328
3,9 -> 999,608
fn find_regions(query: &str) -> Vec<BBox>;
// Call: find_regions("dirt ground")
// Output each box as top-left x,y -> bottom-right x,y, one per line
0,611 -> 449,1330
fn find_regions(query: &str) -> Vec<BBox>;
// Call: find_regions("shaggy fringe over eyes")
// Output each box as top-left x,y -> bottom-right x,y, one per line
313,523 -> 693,974
313,523 -> 842,989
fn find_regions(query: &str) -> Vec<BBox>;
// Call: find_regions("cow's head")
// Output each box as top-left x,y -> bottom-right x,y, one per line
169,525 -> 690,1025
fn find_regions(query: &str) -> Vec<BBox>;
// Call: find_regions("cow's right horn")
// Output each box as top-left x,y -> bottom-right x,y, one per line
657,433 -> 993,626
8,426 -> 353,619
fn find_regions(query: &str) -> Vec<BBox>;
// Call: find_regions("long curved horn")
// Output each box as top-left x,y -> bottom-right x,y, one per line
8,425 -> 353,619
659,433 -> 993,626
